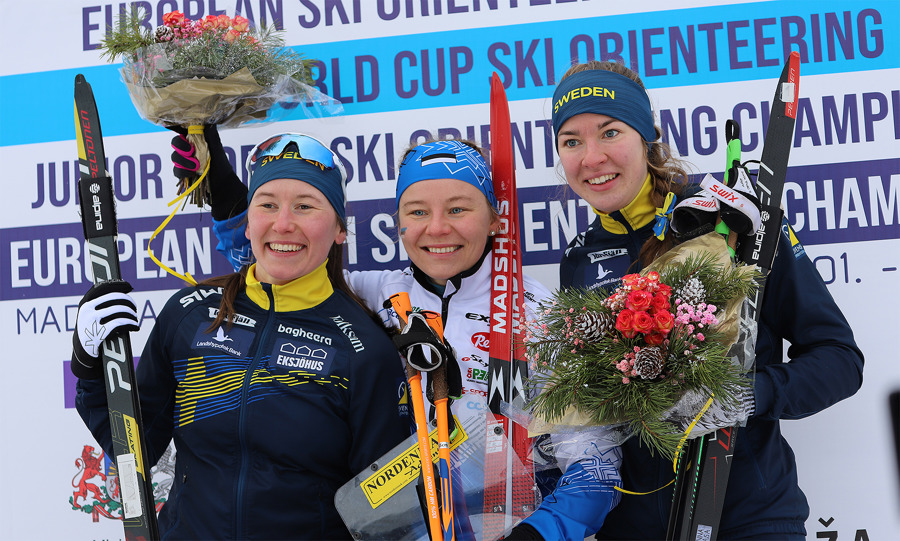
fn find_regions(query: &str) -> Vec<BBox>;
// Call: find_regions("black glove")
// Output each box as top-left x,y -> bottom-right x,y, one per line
71,280 -> 140,380
168,125 -> 248,220
391,312 -> 449,373
504,522 -> 544,540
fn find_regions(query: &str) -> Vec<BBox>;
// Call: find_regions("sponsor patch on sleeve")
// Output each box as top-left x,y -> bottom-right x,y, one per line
781,218 -> 806,259
270,337 -> 336,374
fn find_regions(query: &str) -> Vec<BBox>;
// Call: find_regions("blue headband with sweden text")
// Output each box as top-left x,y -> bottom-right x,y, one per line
247,144 -> 348,222
551,70 -> 656,150
396,140 -> 497,209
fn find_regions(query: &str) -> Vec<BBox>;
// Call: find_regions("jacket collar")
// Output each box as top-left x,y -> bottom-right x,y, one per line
594,173 -> 656,234
245,261 -> 333,311
410,240 -> 492,299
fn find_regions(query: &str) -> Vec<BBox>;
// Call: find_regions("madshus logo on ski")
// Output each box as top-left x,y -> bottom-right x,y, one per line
271,337 -> 336,373
69,444 -> 172,523
192,324 -> 253,357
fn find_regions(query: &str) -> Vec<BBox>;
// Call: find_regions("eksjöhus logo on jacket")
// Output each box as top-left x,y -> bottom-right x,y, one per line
271,337 -> 336,374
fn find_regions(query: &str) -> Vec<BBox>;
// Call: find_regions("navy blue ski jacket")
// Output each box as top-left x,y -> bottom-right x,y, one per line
560,186 -> 864,540
76,264 -> 410,540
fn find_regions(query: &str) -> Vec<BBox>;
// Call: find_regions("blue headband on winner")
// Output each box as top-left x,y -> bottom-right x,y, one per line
246,133 -> 349,221
396,140 -> 497,209
551,70 -> 656,150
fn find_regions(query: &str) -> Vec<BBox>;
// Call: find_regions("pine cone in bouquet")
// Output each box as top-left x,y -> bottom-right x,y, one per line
633,346 -> 665,379
572,310 -> 615,343
675,276 -> 706,307
100,8 -> 331,207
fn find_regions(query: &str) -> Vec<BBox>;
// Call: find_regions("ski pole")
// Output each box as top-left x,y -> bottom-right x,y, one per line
420,312 -> 456,541
389,292 -> 443,541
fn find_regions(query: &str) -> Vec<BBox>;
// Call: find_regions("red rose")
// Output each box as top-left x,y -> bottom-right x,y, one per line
632,311 -> 655,334
626,290 -> 653,312
163,11 -> 185,26
621,273 -> 641,288
645,332 -> 665,346
650,293 -> 670,313
654,311 -> 675,334
232,15 -> 250,32
615,309 -> 635,334
657,283 -> 672,299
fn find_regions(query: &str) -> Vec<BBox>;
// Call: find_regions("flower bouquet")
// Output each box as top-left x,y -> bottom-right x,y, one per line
524,233 -> 759,459
100,9 -> 340,205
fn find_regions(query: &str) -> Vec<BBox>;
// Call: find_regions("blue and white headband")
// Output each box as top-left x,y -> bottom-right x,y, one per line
396,140 -> 497,209
551,70 -> 656,150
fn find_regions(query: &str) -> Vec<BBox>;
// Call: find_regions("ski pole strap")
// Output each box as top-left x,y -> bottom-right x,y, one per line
699,174 -> 761,235
613,394 -> 715,496
146,158 -> 211,286
673,394 -> 716,469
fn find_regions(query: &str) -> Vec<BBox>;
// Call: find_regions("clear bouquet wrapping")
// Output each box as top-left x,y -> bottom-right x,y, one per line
523,233 -> 760,460
104,10 -> 341,205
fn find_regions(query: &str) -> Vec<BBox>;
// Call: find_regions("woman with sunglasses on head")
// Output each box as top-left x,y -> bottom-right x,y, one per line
173,130 -> 624,540
71,133 -> 410,540
550,60 -> 863,540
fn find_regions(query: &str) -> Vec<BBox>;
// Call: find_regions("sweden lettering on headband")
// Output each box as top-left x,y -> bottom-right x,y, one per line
396,140 -> 497,209
246,133 -> 349,222
551,70 -> 656,145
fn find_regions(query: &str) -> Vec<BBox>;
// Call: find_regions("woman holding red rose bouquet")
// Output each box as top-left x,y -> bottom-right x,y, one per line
549,60 -> 864,541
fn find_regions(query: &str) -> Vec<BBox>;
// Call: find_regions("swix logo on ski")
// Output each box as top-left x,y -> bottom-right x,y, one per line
207,308 -> 256,328
192,324 -> 253,357
471,332 -> 490,351
277,323 -> 333,345
588,249 -> 627,263
180,287 -> 222,308
271,337 -> 335,373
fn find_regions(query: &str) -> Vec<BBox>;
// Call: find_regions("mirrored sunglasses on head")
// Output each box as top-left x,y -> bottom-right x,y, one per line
245,133 -> 347,182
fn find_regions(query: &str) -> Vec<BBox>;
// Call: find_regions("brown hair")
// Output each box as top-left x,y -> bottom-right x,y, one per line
200,216 -> 379,332
559,60 -> 692,267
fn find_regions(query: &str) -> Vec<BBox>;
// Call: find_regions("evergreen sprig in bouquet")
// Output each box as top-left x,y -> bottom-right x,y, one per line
525,244 -> 758,459
100,9 -> 338,205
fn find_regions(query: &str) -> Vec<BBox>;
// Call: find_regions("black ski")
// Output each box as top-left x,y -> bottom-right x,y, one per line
74,74 -> 160,541
667,51 -> 800,541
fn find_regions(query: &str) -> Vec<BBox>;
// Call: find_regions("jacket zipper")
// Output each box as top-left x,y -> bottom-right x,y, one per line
234,284 -> 275,538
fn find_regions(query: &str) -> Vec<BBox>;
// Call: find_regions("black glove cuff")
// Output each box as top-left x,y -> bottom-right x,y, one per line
204,125 -> 249,221
504,522 -> 544,541
71,346 -> 102,380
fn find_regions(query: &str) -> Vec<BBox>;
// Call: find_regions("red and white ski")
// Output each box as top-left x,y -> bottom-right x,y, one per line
483,72 -> 536,540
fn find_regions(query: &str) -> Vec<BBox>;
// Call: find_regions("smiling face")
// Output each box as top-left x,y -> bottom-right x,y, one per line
245,178 -> 346,285
556,112 -> 650,214
398,178 -> 501,286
